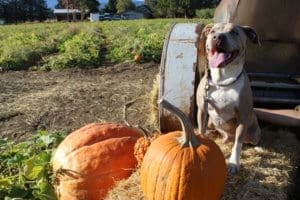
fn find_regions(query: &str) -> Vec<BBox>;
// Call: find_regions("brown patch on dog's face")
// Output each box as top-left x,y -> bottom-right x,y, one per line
205,23 -> 256,68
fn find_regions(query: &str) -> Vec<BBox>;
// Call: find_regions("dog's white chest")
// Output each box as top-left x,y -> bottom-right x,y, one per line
207,76 -> 244,125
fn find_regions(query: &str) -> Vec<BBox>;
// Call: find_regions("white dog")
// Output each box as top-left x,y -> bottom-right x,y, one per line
196,23 -> 261,174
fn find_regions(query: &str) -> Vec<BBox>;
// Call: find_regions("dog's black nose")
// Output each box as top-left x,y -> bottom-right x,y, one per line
213,34 -> 226,42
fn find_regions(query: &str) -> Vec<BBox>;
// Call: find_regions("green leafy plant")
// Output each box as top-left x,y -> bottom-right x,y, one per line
44,27 -> 104,70
0,19 -> 212,70
0,23 -> 77,70
0,130 -> 67,199
196,8 -> 215,19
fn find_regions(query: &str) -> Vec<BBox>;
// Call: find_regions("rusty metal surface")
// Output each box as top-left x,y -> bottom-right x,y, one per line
248,73 -> 300,79
251,81 -> 300,90
214,0 -> 300,43
250,72 -> 300,106
254,108 -> 300,127
214,0 -> 240,23
244,41 -> 300,74
159,23 -> 198,132
254,97 -> 300,105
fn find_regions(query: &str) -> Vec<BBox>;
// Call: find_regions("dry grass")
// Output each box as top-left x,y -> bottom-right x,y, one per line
217,127 -> 299,200
148,74 -> 160,129
106,171 -> 144,200
107,127 -> 300,200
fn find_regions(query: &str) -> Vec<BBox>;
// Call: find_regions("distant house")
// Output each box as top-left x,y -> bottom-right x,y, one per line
54,9 -> 81,21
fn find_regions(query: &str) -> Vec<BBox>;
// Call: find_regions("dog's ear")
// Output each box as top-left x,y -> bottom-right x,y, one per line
241,26 -> 261,45
195,23 -> 214,74
201,23 -> 214,37
195,23 -> 214,39
195,24 -> 205,48
195,23 -> 214,48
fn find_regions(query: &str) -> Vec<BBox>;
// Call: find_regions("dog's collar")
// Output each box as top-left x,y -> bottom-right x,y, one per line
208,69 -> 244,87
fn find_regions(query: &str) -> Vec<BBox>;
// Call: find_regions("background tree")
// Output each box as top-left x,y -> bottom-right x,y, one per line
116,0 -> 135,14
76,0 -> 99,20
103,0 -> 117,14
152,0 -> 218,18
178,0 -> 194,18
144,0 -> 156,12
60,0 -> 79,21
55,0 -> 64,8
60,0 -> 78,10
155,0 -> 178,18
0,0 -> 50,23
192,0 -> 217,9
26,0 -> 50,21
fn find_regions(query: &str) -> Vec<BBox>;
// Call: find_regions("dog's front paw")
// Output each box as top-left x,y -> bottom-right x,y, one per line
227,163 -> 240,174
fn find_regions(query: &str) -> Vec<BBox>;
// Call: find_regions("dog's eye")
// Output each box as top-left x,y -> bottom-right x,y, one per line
210,30 -> 215,34
230,30 -> 239,36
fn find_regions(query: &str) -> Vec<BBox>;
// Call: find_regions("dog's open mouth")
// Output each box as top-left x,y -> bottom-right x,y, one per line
209,48 -> 239,68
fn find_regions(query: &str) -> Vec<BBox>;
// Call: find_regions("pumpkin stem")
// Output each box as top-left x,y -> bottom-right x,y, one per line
159,99 -> 200,147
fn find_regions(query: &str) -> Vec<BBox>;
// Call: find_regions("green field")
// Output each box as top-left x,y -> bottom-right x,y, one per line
0,19 -> 210,71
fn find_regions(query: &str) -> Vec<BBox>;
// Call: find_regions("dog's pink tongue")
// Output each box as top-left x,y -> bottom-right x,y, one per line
209,52 -> 229,68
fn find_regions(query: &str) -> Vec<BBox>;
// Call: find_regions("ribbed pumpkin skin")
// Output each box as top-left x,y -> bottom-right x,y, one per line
52,123 -> 141,200
134,133 -> 160,167
140,131 -> 227,200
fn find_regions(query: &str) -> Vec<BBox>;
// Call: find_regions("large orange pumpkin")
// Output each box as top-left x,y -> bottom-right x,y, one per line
140,100 -> 227,200
52,122 -> 141,200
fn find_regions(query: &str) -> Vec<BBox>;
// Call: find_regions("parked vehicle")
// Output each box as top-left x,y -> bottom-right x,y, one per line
111,15 -> 122,20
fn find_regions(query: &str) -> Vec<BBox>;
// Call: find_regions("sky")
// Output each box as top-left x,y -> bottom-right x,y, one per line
46,0 -> 144,9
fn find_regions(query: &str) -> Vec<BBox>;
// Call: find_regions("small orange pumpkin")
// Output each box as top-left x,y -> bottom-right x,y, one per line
140,100 -> 227,200
134,53 -> 142,62
52,122 -> 141,200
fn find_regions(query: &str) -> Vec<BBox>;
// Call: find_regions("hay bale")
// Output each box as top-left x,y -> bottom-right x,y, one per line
107,127 -> 300,200
148,74 -> 159,129
218,127 -> 299,200
105,171 -> 144,200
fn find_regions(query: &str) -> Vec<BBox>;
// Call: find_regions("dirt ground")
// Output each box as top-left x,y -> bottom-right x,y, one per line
1,63 -> 299,199
0,63 -> 159,140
